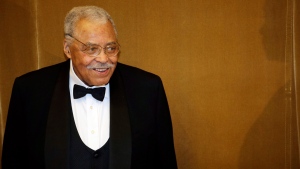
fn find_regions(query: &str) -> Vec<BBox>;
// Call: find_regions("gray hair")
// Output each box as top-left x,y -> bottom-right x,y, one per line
64,6 -> 117,38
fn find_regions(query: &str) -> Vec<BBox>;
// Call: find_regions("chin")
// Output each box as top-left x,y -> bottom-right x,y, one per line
92,80 -> 109,86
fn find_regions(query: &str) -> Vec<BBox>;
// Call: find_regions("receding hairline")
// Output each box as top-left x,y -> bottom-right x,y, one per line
64,6 -> 118,37
73,18 -> 110,35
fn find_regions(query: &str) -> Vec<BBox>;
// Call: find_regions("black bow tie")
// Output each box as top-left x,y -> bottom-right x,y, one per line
73,84 -> 106,101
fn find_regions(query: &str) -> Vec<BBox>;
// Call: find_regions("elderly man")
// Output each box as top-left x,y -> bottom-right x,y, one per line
2,6 -> 177,169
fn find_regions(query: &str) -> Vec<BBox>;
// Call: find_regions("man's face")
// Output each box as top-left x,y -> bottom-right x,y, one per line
64,19 -> 118,86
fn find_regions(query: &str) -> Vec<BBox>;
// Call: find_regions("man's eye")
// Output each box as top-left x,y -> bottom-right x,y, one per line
106,46 -> 117,52
87,46 -> 98,52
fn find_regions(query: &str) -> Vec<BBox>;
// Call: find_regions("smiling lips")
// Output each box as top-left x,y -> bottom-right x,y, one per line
94,68 -> 109,73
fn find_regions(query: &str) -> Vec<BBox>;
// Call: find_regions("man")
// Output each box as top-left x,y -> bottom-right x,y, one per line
2,6 -> 177,169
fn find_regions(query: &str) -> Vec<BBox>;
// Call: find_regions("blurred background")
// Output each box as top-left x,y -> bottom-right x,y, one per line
0,0 -> 299,168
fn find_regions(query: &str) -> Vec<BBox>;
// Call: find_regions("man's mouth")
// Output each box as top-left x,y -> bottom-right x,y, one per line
94,68 -> 109,72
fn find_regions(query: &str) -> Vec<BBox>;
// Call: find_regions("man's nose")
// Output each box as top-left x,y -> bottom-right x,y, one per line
94,49 -> 108,63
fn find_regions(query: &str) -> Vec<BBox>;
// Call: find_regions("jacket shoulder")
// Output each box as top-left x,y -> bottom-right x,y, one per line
116,62 -> 161,82
14,60 -> 69,89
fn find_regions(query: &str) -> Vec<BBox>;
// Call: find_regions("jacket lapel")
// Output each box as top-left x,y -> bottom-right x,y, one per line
109,66 -> 132,169
45,61 -> 71,169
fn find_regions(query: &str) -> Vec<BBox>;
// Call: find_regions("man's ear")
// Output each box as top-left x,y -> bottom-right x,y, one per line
63,39 -> 71,59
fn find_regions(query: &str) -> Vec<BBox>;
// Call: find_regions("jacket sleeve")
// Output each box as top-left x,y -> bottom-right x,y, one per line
2,78 -> 29,168
155,78 -> 178,169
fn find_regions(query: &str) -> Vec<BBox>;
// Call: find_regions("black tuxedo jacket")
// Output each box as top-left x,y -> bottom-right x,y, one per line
2,60 -> 177,169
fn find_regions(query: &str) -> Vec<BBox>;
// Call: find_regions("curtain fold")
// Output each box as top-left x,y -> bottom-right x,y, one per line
0,1 -> 38,165
293,0 -> 300,166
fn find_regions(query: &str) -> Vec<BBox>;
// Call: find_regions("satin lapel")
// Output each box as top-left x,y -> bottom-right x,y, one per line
45,62 -> 71,169
109,67 -> 132,169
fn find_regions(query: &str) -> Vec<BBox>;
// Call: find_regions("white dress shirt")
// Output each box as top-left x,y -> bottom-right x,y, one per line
69,61 -> 110,150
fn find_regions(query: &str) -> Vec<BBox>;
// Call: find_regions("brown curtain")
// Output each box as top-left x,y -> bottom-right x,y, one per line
0,0 -> 299,168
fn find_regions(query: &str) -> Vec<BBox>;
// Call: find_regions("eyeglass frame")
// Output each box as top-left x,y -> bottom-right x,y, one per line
65,34 -> 120,57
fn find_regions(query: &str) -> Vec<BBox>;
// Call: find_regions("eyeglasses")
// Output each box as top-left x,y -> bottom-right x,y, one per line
66,34 -> 120,57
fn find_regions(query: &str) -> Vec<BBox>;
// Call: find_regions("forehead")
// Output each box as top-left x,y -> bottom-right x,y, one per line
74,19 -> 115,37
73,19 -> 117,46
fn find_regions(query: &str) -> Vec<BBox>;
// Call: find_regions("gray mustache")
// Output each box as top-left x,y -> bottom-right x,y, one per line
87,63 -> 115,69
